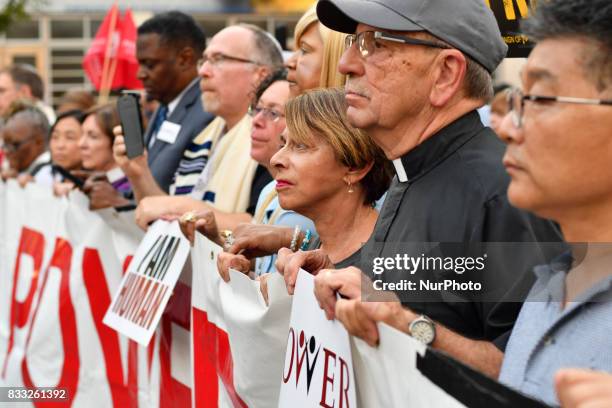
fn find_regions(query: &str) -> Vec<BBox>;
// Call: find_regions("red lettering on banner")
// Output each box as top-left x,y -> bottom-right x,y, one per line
144,285 -> 168,330
114,272 -> 136,315
21,238 -> 79,407
192,307 -> 247,408
339,356 -> 350,408
320,349 -> 337,408
123,274 -> 148,319
127,277 -> 152,323
2,227 -> 45,378
282,328 -> 309,388
112,272 -> 170,329
133,278 -> 154,326
83,248 -> 139,408
148,333 -> 156,379
160,282 -> 192,408
283,328 -> 296,384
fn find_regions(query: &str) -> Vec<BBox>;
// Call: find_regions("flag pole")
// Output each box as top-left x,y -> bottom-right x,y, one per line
99,2 -> 119,104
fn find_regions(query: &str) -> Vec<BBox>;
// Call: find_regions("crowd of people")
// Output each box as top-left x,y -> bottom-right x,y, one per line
1,0 -> 611,406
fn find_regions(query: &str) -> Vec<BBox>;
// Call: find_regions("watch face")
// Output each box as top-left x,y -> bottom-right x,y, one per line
411,320 -> 435,344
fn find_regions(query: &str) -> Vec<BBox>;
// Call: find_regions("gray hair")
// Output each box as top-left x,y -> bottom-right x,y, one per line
421,32 -> 493,102
464,56 -> 494,102
238,23 -> 284,69
6,101 -> 50,145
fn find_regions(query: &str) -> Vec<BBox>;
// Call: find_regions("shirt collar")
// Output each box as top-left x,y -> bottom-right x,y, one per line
532,251 -> 612,304
24,151 -> 51,175
392,110 -> 483,183
167,77 -> 199,115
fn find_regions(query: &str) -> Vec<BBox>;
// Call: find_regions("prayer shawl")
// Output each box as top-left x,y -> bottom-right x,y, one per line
172,115 -> 256,213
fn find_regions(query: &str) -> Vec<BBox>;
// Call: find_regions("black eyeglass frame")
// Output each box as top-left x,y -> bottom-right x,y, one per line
3,134 -> 39,153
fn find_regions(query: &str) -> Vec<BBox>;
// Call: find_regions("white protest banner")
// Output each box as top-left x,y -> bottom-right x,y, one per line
191,235 -> 245,407
279,270 -> 357,408
220,270 -> 291,407
104,220 -> 191,346
190,234 -> 292,407
352,323 -> 466,407
0,181 -> 153,407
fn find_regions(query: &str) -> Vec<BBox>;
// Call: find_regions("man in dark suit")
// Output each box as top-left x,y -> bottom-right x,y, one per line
135,11 -> 213,192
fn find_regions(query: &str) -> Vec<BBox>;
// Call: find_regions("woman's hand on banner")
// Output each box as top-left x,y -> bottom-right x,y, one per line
276,248 -> 334,295
217,252 -> 252,282
257,274 -> 271,305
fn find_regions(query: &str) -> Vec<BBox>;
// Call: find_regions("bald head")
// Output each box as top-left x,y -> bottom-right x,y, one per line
3,108 -> 49,172
198,25 -> 282,129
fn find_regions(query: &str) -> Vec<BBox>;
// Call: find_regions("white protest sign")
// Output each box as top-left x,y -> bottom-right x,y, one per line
104,220 -> 190,346
279,270 -> 357,408
352,323 -> 466,407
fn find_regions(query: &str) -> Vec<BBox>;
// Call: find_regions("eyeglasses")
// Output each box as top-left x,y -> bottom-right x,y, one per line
197,53 -> 260,70
248,105 -> 284,122
3,135 -> 37,153
345,30 -> 451,58
507,87 -> 612,128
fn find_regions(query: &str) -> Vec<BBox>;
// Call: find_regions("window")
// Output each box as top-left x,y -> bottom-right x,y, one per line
51,20 -> 83,39
6,19 -> 39,39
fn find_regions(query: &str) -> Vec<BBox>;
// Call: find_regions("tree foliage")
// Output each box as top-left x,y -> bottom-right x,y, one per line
0,0 -> 31,34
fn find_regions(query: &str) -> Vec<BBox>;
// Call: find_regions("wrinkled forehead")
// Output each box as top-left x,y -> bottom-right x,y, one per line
206,26 -> 254,58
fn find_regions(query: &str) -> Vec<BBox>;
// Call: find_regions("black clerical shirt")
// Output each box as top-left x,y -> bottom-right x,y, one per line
360,110 -> 564,349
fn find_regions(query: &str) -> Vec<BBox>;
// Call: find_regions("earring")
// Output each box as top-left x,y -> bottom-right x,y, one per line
347,180 -> 354,193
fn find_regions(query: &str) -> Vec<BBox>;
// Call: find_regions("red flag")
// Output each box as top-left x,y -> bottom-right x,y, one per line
83,5 -> 142,91
113,9 -> 142,90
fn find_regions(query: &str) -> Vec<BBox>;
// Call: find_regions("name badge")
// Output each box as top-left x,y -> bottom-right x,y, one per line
157,121 -> 181,144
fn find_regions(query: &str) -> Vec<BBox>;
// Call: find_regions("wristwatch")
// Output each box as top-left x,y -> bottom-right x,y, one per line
409,315 -> 436,345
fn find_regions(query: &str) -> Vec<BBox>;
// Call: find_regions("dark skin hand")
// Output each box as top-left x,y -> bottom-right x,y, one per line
179,209 -> 223,247
80,172 -> 131,210
1,168 -> 18,181
226,223 -> 295,259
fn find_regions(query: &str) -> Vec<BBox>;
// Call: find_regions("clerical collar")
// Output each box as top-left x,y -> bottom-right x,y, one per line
391,110 -> 483,183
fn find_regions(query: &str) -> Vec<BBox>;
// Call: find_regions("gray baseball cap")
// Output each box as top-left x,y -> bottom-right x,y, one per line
316,0 -> 508,73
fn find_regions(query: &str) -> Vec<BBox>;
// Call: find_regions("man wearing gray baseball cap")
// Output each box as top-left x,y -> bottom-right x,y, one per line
277,0 -> 564,378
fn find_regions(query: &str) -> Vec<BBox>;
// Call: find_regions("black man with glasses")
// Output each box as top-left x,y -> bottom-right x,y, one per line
495,0 -> 612,405
275,0 -> 564,379
1,104 -> 53,186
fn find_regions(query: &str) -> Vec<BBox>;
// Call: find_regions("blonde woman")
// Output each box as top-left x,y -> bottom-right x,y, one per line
286,3 -> 347,97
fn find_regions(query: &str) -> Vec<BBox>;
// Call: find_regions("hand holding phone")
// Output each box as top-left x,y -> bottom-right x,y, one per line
117,93 -> 145,158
